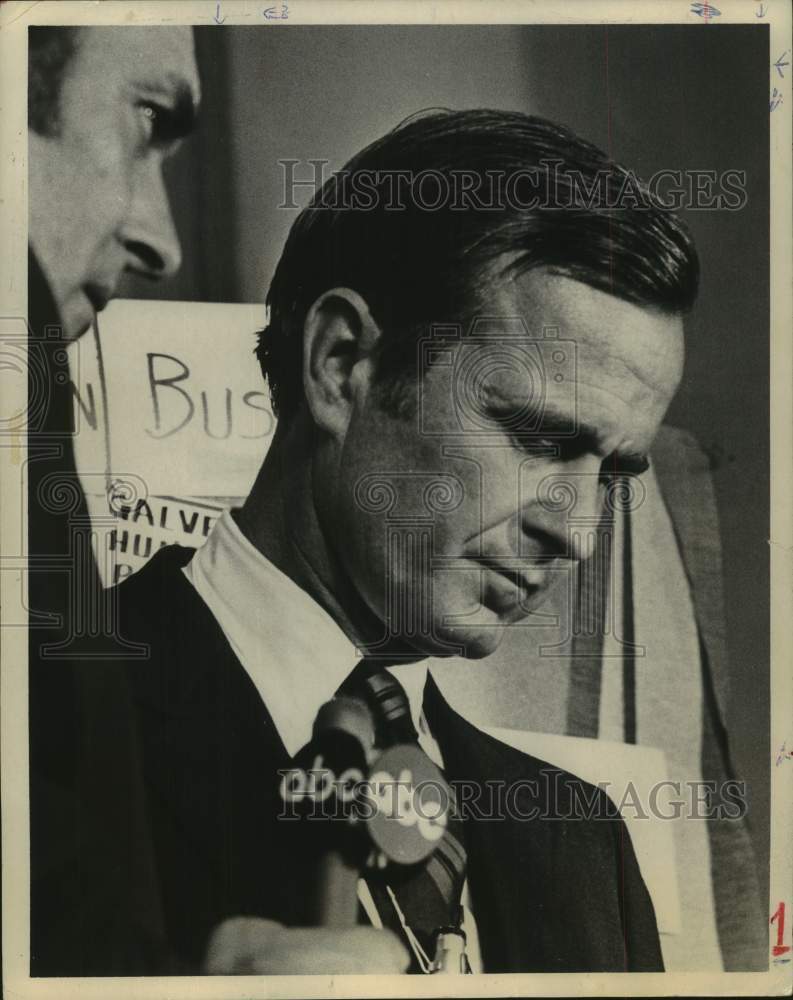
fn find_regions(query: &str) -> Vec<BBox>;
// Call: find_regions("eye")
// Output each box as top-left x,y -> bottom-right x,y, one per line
137,101 -> 158,140
136,100 -> 177,148
489,410 -> 552,450
510,434 -> 564,461
598,453 -> 650,484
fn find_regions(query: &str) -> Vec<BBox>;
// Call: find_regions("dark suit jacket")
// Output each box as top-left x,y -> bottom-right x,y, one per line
26,253 -> 170,976
28,418 -> 765,975
55,543 -> 661,976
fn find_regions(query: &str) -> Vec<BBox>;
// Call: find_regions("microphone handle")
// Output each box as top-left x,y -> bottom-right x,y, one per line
314,849 -> 361,927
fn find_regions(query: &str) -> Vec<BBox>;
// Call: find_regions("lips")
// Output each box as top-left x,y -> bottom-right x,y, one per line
476,557 -> 553,615
477,555 -> 548,588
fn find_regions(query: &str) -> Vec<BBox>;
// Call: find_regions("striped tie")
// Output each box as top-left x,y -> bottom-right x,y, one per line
340,661 -> 468,964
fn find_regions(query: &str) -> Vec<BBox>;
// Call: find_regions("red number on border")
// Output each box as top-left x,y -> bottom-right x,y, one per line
770,901 -> 792,957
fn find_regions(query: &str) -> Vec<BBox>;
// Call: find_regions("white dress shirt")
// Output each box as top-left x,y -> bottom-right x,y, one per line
182,508 -> 481,969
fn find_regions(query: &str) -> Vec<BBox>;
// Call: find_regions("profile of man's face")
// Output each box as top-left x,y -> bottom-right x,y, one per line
28,27 -> 200,340
326,270 -> 684,660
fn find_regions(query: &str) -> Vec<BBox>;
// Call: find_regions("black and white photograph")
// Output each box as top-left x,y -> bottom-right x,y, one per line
1,1 -> 791,996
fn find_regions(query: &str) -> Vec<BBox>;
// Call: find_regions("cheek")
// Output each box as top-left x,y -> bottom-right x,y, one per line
321,443 -> 390,613
335,413 -> 522,600
88,154 -> 133,233
53,145 -> 130,268
75,121 -> 136,230
435,450 -> 526,545
333,500 -> 393,623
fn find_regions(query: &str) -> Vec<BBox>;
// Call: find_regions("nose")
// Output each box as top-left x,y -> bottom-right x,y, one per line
520,457 -> 605,563
120,164 -> 182,281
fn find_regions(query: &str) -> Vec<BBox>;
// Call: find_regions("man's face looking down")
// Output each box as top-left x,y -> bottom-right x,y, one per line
312,269 -> 684,660
28,27 -> 200,341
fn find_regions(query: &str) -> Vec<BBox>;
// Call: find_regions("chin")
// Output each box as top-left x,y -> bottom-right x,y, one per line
428,622 -> 506,660
61,297 -> 95,342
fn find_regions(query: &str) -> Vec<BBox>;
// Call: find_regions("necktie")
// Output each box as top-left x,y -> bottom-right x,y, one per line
340,660 -> 468,967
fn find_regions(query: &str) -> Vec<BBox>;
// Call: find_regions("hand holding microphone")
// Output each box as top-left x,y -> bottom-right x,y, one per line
203,670 -> 458,975
202,692 -> 412,975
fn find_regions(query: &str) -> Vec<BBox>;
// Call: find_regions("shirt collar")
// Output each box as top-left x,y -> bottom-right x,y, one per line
183,509 -> 360,756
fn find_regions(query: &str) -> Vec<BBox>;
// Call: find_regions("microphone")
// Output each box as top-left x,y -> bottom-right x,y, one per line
314,843 -> 361,928
287,686 -> 453,929
298,695 -> 374,927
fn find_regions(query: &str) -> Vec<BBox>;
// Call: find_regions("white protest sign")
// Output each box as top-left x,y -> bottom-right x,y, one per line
67,299 -> 275,585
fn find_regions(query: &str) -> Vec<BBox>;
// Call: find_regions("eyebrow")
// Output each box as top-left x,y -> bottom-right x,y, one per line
537,411 -> 596,445
510,408 -> 651,476
164,81 -> 199,139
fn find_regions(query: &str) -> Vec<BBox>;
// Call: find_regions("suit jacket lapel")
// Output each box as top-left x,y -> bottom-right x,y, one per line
120,548 -> 318,963
422,674 -> 663,973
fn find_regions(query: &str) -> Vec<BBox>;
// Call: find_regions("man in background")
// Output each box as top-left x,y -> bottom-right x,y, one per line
27,26 -> 200,974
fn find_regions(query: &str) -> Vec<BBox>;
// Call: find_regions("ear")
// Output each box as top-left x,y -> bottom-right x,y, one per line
302,288 -> 382,438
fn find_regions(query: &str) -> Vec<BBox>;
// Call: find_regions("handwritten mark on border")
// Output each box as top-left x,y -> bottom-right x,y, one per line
690,2 -> 721,21
771,902 -> 792,960
774,741 -> 793,765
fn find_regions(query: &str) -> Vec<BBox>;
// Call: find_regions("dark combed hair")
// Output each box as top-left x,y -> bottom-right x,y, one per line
28,27 -> 81,135
258,109 -> 699,421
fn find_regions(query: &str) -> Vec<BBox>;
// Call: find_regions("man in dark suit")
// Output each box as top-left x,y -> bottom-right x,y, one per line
27,24 -> 199,647
26,26 -> 200,975
92,109 -> 736,976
